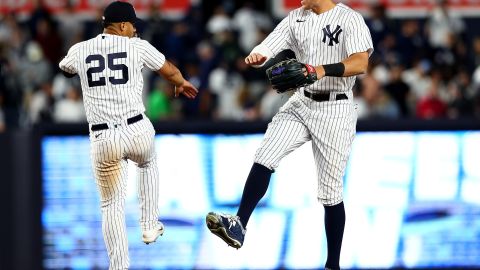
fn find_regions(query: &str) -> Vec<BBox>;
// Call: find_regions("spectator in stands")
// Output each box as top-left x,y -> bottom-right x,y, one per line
181,62 -> 211,119
446,69 -> 474,118
396,20 -> 428,68
51,71 -> 80,101
370,55 -> 391,85
359,67 -> 400,118
0,40 -> 23,129
0,13 -> 16,43
28,82 -> 55,124
53,86 -> 86,123
209,61 -> 245,120
416,70 -> 448,119
163,21 -> 190,67
232,1 -> 272,54
0,13 -> 25,73
196,40 -> 219,91
366,3 -> 396,47
83,6 -> 103,40
183,4 -> 206,54
19,41 -> 52,93
207,5 -> 233,36
402,59 -> 433,103
143,2 -> 170,54
57,0 -> 84,53
431,68 -> 450,105
384,64 -> 411,117
27,0 -> 51,38
147,79 -> 175,121
433,31 -> 469,82
425,0 -> 465,50
237,85 -> 259,121
34,16 -> 62,67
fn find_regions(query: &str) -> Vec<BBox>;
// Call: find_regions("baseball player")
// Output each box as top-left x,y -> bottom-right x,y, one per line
59,2 -> 198,269
206,0 -> 373,269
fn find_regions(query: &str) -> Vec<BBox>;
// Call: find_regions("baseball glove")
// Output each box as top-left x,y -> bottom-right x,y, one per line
266,59 -> 318,93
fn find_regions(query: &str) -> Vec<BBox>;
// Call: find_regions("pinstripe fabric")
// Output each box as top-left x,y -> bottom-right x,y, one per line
254,92 -> 356,205
253,4 -> 372,206
260,3 -> 373,94
59,34 -> 165,124
60,34 -> 165,270
90,118 -> 159,270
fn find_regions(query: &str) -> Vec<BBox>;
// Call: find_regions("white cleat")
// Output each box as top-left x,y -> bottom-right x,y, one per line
142,222 -> 165,244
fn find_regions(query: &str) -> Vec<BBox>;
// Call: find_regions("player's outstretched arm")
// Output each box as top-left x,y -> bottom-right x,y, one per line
157,61 -> 198,99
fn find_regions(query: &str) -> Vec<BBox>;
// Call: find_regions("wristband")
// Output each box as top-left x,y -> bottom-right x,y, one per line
62,70 -> 76,78
322,63 -> 345,77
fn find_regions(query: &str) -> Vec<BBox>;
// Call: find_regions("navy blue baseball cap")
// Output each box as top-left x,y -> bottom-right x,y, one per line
102,1 -> 139,24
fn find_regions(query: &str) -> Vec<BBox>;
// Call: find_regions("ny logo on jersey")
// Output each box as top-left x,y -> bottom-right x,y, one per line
322,25 -> 342,46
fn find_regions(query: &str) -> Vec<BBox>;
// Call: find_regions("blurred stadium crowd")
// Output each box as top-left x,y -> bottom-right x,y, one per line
1,1 -> 480,133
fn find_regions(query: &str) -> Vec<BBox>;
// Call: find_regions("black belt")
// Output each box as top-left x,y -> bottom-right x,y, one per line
303,91 -> 348,102
91,114 -> 143,131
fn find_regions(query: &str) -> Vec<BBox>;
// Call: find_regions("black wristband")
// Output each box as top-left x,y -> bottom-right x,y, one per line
62,70 -> 76,78
322,63 -> 345,77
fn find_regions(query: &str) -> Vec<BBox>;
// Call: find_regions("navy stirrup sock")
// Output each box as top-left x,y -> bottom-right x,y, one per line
324,202 -> 345,270
236,163 -> 273,227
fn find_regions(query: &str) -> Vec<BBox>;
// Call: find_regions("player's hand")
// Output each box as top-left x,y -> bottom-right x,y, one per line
245,53 -> 267,66
174,80 -> 198,99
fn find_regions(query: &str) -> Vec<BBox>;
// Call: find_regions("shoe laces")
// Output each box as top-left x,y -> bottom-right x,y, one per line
226,215 -> 240,229
220,213 -> 245,233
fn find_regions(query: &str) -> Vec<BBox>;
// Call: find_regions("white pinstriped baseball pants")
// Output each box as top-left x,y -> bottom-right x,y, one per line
89,115 -> 160,270
254,91 -> 357,206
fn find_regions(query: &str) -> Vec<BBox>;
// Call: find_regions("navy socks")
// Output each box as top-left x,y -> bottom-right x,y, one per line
236,163 -> 273,227
324,202 -> 345,270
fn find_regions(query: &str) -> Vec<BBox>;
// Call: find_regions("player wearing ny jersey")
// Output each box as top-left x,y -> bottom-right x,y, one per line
59,2 -> 198,269
206,0 -> 373,269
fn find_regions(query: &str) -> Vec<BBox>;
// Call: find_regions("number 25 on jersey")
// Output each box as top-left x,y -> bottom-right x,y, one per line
86,52 -> 129,87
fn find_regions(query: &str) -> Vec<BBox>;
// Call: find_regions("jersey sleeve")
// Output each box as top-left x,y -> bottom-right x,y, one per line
138,39 -> 166,71
345,13 -> 374,57
59,43 -> 79,74
258,16 -> 293,57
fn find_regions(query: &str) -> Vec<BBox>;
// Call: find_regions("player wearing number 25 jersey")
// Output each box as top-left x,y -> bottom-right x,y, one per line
59,1 -> 198,269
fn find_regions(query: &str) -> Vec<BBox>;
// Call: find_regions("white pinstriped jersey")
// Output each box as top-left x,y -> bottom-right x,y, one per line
59,34 -> 165,124
251,4 -> 374,205
257,3 -> 373,93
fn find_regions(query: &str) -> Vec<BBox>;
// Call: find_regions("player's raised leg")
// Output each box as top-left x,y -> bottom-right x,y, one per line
137,154 -> 164,244
206,100 -> 310,248
124,120 -> 164,244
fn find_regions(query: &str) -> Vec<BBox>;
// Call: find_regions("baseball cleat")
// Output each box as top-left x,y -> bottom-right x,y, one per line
142,222 -> 165,244
206,212 -> 245,249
